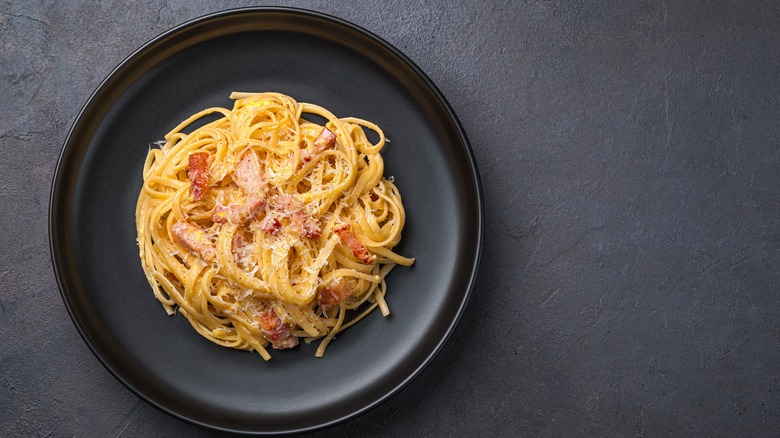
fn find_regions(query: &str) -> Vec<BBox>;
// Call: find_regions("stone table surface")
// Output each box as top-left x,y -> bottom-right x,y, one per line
2,0 -> 779,436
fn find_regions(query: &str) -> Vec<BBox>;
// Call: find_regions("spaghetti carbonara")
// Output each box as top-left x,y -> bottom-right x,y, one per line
135,92 -> 414,360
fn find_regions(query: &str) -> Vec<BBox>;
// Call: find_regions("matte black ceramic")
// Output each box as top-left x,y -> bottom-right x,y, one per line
50,7 -> 483,434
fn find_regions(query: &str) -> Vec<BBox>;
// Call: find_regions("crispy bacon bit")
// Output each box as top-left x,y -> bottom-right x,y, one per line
270,195 -> 321,239
259,216 -> 281,235
318,278 -> 352,311
214,151 -> 267,224
334,224 -> 375,264
301,127 -> 336,164
170,221 -> 215,261
234,150 -> 265,194
257,307 -> 299,350
212,194 -> 266,224
188,152 -> 210,201
313,127 -> 336,153
298,218 -> 321,239
369,192 -> 379,202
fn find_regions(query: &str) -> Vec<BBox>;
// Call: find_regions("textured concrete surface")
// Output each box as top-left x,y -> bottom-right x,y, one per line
2,0 -> 780,436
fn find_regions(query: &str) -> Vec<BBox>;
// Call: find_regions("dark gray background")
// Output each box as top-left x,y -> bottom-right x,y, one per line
2,0 -> 778,436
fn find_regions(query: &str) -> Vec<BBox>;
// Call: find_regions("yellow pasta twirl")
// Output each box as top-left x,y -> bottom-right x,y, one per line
135,92 -> 414,360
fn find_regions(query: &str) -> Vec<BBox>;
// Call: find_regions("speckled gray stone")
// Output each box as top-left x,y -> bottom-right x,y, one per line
2,0 -> 779,436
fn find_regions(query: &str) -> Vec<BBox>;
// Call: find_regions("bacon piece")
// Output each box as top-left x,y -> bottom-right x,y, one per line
318,278 -> 352,311
270,195 -> 321,239
234,150 -> 265,194
334,224 -> 375,264
301,127 -> 336,164
244,193 -> 266,218
297,217 -> 321,239
259,216 -> 281,235
214,150 -> 267,224
231,233 -> 248,264
257,307 -> 299,350
170,221 -> 215,261
313,127 -> 336,153
188,152 -> 210,201
369,192 -> 379,202
212,193 -> 266,224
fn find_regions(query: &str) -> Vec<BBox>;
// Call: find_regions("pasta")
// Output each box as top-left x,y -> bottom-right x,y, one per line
135,92 -> 414,360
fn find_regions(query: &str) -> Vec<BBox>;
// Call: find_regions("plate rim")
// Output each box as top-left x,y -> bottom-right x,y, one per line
49,6 -> 484,434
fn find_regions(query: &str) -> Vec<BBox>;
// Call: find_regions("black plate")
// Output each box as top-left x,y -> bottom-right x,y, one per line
49,7 -> 482,434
